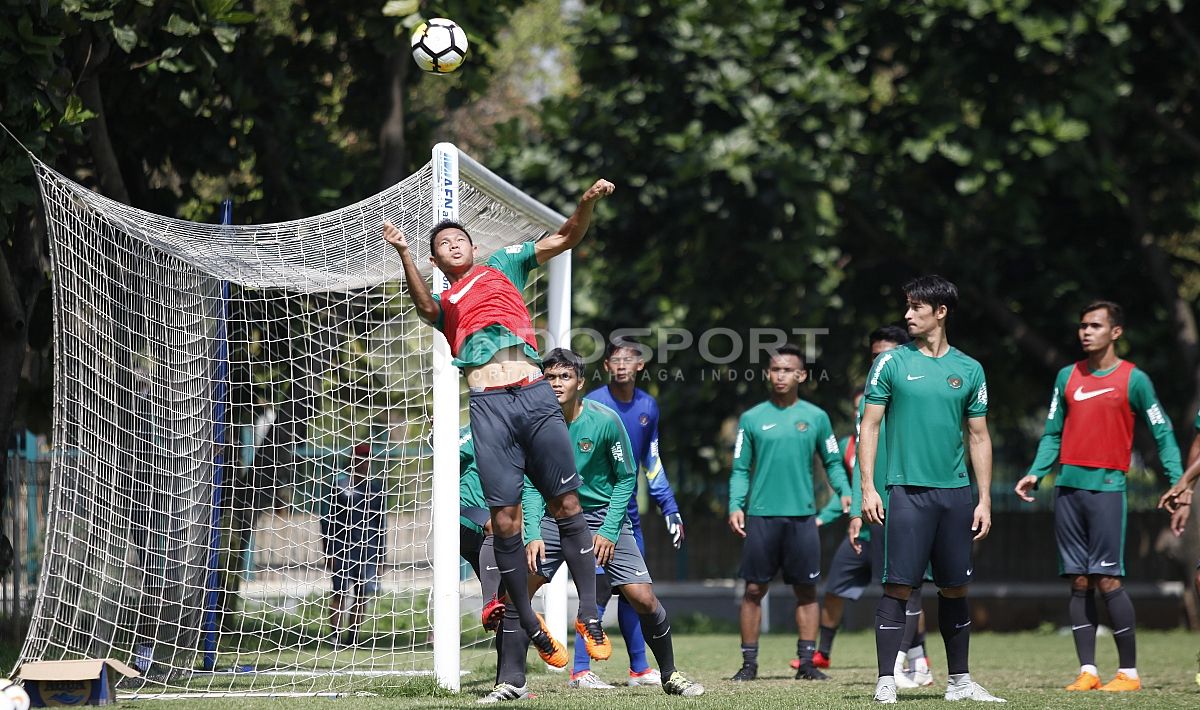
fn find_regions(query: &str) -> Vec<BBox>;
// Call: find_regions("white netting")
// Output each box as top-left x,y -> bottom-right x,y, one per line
21,149 -> 559,696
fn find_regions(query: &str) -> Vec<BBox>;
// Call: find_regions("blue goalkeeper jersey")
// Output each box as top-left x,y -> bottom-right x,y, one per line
586,385 -> 680,529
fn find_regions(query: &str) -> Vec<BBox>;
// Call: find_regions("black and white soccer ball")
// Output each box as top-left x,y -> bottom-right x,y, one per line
411,18 -> 468,75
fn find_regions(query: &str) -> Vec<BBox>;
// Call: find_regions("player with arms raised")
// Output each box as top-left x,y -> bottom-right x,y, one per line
383,180 -> 615,702
1014,301 -> 1182,693
859,276 -> 1003,704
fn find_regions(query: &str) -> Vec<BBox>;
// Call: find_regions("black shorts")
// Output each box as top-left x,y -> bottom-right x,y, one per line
883,485 -> 974,588
1055,487 -> 1126,577
468,379 -> 580,507
825,524 -> 884,600
739,515 -> 821,585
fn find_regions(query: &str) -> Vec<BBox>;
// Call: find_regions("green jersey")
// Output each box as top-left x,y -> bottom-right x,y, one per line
728,399 -> 850,517
459,426 -> 487,532
523,400 -> 637,543
863,343 -> 988,488
815,434 -> 854,526
432,242 -> 542,369
1026,362 -> 1182,491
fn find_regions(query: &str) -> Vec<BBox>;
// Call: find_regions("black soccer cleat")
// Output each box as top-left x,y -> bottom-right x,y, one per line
731,662 -> 758,681
795,663 -> 829,681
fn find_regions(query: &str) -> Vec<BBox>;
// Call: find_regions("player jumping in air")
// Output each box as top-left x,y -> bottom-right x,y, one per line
727,343 -> 852,682
567,336 -> 685,688
859,276 -> 1004,704
1015,301 -> 1182,693
520,349 -> 704,697
383,180 -> 615,703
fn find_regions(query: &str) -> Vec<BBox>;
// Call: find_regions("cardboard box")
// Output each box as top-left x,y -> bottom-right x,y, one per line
18,659 -> 139,707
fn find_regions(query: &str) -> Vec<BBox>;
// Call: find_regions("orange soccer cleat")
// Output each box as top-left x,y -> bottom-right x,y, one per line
1099,672 -> 1141,692
1065,671 -> 1101,691
575,617 -> 612,661
531,613 -> 568,668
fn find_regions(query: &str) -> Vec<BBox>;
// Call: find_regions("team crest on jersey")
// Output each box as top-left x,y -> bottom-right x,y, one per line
947,375 -> 963,389
796,421 -> 809,432
578,438 -> 593,453
639,414 -> 650,427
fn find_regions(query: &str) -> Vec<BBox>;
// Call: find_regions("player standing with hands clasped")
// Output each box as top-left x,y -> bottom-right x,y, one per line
383,179 -> 616,704
858,276 -> 1004,704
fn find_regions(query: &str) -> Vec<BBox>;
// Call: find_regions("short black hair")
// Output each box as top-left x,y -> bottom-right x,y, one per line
543,348 -> 584,378
428,220 -> 473,252
770,343 -> 806,369
1080,300 -> 1124,328
903,275 -> 958,314
869,325 -> 911,347
604,336 -> 645,361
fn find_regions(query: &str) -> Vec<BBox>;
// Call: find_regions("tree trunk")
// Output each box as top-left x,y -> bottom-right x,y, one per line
378,52 -> 409,189
75,32 -> 130,206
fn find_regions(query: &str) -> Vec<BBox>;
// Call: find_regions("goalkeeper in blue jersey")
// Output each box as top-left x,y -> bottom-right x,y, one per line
565,336 -> 684,688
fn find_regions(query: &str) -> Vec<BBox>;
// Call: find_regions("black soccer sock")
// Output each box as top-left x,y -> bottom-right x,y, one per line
1102,587 -> 1137,669
554,512 -> 599,618
638,603 -> 675,678
1069,588 -> 1098,667
937,594 -> 971,676
479,535 -> 502,601
900,592 -> 921,653
817,624 -> 838,657
741,643 -> 759,667
797,639 -> 816,667
492,533 -> 539,635
496,606 -> 529,687
874,594 -> 907,677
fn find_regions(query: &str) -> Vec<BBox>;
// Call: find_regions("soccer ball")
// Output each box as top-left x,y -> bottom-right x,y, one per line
411,18 -> 468,75
0,681 -> 28,710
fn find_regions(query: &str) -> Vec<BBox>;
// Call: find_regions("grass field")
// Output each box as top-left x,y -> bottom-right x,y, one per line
115,630 -> 1199,709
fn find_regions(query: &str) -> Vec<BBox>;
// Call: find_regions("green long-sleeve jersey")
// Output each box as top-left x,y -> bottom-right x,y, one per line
1027,362 -> 1182,491
523,399 -> 637,543
728,398 -> 850,517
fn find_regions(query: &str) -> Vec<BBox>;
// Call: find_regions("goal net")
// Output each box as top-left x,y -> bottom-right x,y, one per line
20,144 -> 569,696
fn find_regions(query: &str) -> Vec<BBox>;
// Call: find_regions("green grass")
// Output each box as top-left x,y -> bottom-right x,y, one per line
118,630 -> 1200,709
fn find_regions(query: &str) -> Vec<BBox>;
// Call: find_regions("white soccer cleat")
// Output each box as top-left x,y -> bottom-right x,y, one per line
945,678 -> 1006,702
910,668 -> 934,687
478,683 -> 533,704
628,668 -> 662,686
568,671 -> 615,689
874,677 -> 898,704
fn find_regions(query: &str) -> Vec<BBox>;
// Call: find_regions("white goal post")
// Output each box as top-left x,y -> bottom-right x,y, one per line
21,142 -> 572,697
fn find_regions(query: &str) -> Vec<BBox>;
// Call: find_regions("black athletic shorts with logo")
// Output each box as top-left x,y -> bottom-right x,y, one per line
739,515 -> 821,585
883,485 -> 974,588
468,378 -> 581,508
1054,486 -> 1126,577
826,523 -> 884,600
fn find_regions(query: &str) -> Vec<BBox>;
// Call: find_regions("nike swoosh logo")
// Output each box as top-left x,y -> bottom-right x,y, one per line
762,424 -> 776,430
808,571 -> 820,579
955,621 -> 971,629
1072,624 -> 1092,631
447,272 -> 486,304
652,626 -> 671,639
502,629 -> 517,634
1073,386 -> 1115,402
966,569 -> 973,576
635,570 -> 648,576
1099,561 -> 1116,567
560,474 -> 577,485
485,566 -> 499,571
878,625 -> 902,630
580,546 -> 594,555
905,611 -> 922,617
906,374 -> 925,381
1113,627 -> 1131,635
